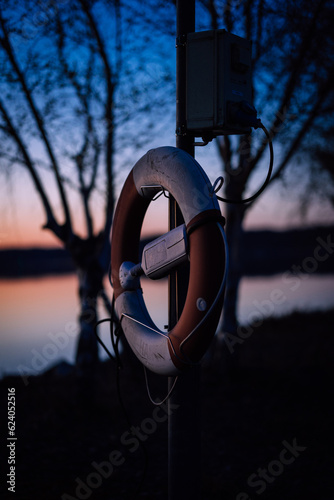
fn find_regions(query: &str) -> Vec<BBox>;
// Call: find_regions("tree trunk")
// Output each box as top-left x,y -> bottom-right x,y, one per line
222,202 -> 245,335
75,266 -> 104,379
210,134 -> 250,373
208,202 -> 246,373
74,263 -> 106,403
64,235 -> 107,397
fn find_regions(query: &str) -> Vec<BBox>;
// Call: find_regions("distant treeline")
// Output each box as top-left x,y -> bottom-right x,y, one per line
0,248 -> 75,278
0,226 -> 333,278
241,225 -> 334,276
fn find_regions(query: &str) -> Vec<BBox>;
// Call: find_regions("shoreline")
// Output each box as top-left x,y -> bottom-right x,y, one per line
0,307 -> 333,499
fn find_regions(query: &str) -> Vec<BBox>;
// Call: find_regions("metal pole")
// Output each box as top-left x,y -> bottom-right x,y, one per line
168,1 -> 200,499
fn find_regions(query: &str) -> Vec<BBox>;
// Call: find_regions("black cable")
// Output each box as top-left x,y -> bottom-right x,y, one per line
215,122 -> 274,204
94,296 -> 148,500
112,329 -> 149,500
186,212 -> 226,237
93,318 -> 117,363
109,294 -> 123,369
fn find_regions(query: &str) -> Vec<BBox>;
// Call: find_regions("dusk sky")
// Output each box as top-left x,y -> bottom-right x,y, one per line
0,3 -> 333,498
1,148 -> 334,248
1,1 -> 334,249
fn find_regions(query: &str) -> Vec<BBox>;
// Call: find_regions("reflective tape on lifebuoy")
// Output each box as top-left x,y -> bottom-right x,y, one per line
111,146 -> 227,376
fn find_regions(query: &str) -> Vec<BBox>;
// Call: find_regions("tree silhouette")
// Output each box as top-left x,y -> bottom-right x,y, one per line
0,0 -> 175,383
1,0 -> 333,379
202,0 -> 334,365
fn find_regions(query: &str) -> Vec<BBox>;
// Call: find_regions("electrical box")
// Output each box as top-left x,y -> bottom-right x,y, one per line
186,30 -> 253,137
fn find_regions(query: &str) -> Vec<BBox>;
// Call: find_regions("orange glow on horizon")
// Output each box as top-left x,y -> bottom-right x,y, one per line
0,213 -> 63,249
0,189 -> 170,248
1,181 -> 334,250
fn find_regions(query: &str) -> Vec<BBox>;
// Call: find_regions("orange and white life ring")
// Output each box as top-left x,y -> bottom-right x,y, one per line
111,146 -> 227,376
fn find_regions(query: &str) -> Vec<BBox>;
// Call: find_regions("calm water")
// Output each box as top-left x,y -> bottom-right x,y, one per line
0,273 -> 333,378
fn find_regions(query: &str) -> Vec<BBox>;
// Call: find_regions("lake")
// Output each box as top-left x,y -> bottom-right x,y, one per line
0,272 -> 333,379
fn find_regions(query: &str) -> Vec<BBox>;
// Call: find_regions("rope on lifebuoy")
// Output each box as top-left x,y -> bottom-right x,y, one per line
110,146 -> 228,376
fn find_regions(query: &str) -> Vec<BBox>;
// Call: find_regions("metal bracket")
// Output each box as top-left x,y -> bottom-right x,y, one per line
193,134 -> 213,147
140,185 -> 163,199
140,185 -> 170,200
193,139 -> 209,147
175,34 -> 187,48
175,124 -> 187,136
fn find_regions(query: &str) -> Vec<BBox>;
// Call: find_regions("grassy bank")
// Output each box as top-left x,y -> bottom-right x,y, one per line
0,309 -> 333,499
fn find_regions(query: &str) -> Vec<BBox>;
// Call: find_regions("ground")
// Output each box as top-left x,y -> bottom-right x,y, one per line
0,309 -> 333,500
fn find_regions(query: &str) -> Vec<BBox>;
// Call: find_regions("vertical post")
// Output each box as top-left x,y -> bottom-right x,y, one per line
168,1 -> 200,500
175,0 -> 195,156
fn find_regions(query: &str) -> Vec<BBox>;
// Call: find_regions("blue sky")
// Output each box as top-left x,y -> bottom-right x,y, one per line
1,0 -> 334,248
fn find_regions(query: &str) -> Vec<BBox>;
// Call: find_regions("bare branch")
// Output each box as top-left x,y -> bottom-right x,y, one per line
251,0 -> 326,169
0,98 -> 65,241
0,12 -> 73,237
215,135 -> 232,168
223,0 -> 234,31
244,65 -> 334,212
253,0 -> 264,63
56,17 -> 98,238
208,0 -> 219,29
78,0 -> 116,239
269,70 -> 334,186
56,16 -> 87,109
87,140 -> 101,196
243,0 -> 253,39
114,0 -> 122,76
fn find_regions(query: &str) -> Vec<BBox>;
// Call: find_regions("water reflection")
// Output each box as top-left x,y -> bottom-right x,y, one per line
238,274 -> 334,323
0,273 -> 333,377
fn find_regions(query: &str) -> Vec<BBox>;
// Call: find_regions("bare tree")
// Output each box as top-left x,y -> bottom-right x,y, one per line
0,0 -> 175,383
200,0 -> 334,363
2,0 -> 332,379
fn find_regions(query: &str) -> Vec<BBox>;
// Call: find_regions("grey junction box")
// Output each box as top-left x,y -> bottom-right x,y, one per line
186,29 -> 253,137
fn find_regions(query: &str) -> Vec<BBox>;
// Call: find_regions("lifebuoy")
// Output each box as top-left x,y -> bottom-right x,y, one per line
111,146 -> 227,376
